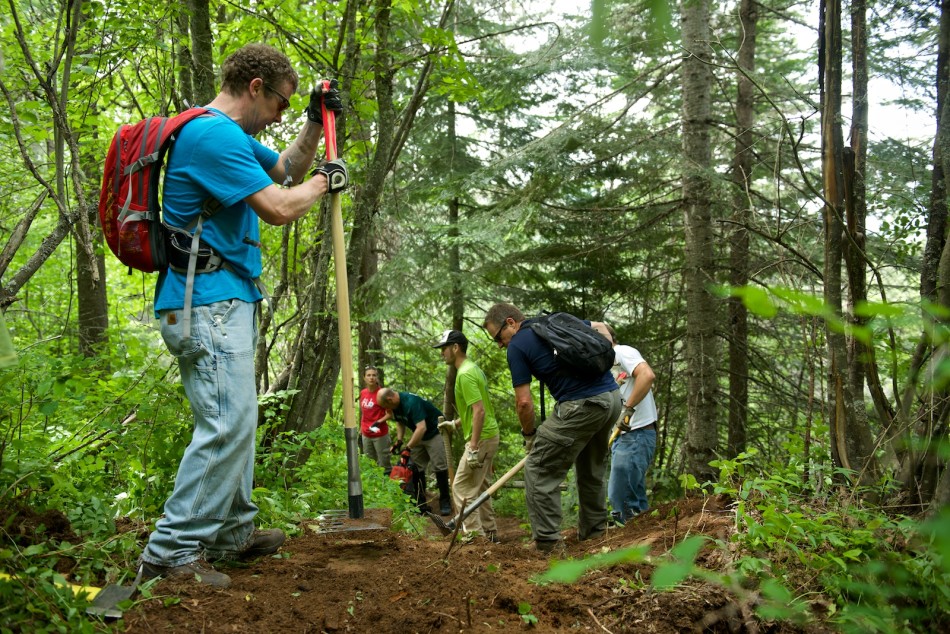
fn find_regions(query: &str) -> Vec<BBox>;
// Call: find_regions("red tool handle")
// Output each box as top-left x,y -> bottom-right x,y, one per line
321,80 -> 338,161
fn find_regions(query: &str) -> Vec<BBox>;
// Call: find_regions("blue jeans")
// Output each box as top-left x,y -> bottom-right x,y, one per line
608,424 -> 656,522
142,299 -> 260,566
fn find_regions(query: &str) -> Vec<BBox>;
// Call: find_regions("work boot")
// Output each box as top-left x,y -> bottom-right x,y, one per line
485,529 -> 500,544
140,559 -> 231,588
206,528 -> 286,562
435,470 -> 452,516
240,529 -> 286,559
535,539 -> 567,556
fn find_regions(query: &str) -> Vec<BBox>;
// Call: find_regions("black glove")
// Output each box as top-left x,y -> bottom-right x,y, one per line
305,80 -> 343,127
390,439 -> 403,455
313,159 -> 349,193
522,429 -> 537,453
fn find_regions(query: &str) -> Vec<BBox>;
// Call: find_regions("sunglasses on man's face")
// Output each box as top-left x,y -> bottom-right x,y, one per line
493,321 -> 510,344
264,84 -> 291,112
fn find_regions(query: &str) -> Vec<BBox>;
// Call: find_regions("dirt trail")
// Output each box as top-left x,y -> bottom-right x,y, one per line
120,495 -> 805,633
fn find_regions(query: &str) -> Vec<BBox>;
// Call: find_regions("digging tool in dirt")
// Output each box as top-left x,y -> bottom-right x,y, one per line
312,81 -> 386,534
427,455 -> 528,536
85,564 -> 144,619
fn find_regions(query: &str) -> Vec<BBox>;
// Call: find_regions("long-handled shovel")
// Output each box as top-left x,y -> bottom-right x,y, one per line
426,455 -> 528,535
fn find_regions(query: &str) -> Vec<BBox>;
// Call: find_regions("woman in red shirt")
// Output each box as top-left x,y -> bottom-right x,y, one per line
359,366 -> 392,470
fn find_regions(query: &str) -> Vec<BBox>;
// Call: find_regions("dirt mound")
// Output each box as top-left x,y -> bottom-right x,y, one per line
119,495 -> 824,633
0,502 -> 77,547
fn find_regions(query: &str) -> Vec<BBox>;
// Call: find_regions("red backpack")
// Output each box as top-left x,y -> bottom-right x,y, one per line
98,107 -> 211,273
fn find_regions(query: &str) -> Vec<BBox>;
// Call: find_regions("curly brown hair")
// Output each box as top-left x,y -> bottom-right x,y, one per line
220,44 -> 299,97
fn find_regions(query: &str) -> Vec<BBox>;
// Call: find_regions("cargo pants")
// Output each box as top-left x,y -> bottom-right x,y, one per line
524,389 -> 621,543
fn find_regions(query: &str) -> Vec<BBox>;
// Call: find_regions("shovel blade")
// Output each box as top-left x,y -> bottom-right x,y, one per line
85,565 -> 143,620
85,583 -> 134,619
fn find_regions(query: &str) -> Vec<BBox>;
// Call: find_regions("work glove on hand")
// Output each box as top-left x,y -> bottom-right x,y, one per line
522,429 -> 537,453
305,79 -> 343,127
438,418 -> 460,432
390,439 -> 403,455
399,448 -> 412,465
313,159 -> 349,193
617,406 -> 635,431
465,446 -> 482,469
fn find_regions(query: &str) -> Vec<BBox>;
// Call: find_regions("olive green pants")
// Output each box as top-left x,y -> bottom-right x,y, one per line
524,389 -> 621,543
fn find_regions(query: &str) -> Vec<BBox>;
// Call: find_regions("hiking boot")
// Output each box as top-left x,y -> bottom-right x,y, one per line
582,529 -> 606,541
535,539 -> 567,555
435,470 -> 452,516
141,560 -> 231,588
240,529 -> 286,559
485,530 -> 500,544
206,529 -> 286,562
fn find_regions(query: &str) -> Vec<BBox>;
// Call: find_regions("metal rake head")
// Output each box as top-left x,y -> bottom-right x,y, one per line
425,511 -> 455,536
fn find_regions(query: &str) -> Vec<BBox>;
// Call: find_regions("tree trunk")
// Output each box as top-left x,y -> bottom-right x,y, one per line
174,6 -> 194,110
820,0 -> 876,484
76,208 -> 109,358
440,95 -> 463,420
357,229 -> 384,378
63,0 -> 108,357
726,0 -> 757,460
681,0 -> 719,484
189,0 -> 216,106
923,2 -> 950,304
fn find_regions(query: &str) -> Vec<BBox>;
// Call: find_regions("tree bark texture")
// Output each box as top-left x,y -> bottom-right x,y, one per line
820,0 -> 875,483
357,229 -> 384,378
896,0 -> 950,510
174,6 -> 194,110
681,0 -> 720,484
726,0 -> 757,459
70,3 -> 109,357
188,0 -> 216,106
922,1 -> 950,303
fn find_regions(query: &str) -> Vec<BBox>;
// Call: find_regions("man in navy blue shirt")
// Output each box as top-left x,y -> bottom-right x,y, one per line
483,303 -> 621,552
377,388 -> 453,515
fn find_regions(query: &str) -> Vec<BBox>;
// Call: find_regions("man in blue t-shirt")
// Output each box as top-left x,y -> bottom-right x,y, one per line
377,388 -> 453,515
140,43 -> 349,589
483,302 -> 621,553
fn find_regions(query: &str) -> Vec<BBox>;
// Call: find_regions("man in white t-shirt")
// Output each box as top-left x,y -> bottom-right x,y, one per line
602,324 -> 658,524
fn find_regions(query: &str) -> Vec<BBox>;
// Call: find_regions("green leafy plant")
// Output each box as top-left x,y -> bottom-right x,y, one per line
517,601 -> 538,625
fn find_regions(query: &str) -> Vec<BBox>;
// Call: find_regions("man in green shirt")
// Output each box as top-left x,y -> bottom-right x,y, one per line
434,329 -> 501,542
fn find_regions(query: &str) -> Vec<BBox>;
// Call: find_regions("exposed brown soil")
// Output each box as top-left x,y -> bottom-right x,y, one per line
113,494 -> 830,633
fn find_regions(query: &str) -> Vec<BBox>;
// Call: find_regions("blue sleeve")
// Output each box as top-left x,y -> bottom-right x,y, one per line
180,120 -> 277,208
507,342 -> 533,388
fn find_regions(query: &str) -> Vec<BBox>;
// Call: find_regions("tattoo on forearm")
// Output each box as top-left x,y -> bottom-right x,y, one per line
282,157 -> 294,186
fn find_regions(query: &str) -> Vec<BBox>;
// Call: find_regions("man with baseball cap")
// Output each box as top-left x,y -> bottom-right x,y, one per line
434,329 -> 501,542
